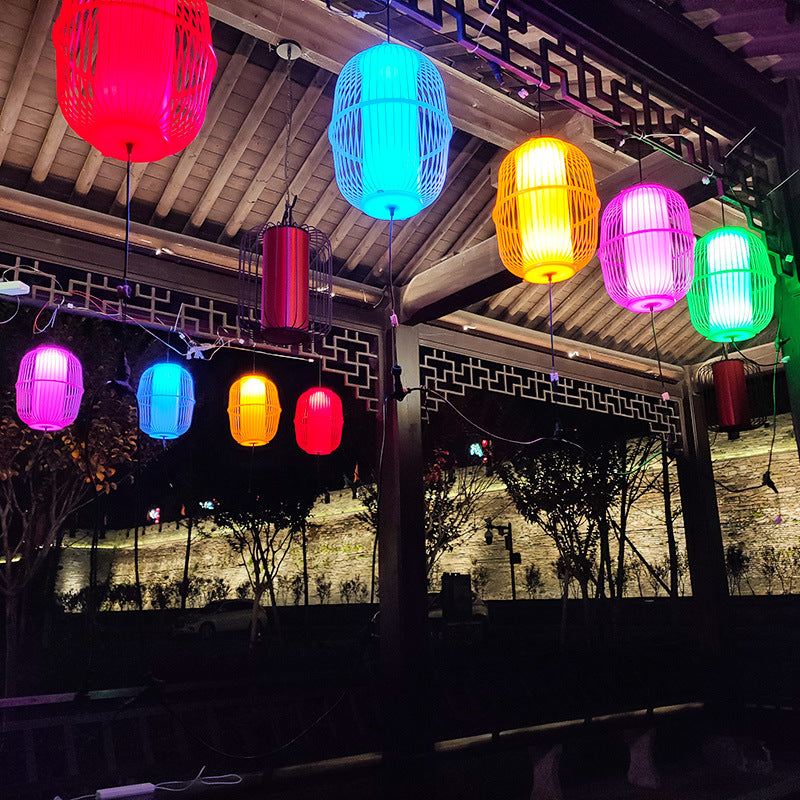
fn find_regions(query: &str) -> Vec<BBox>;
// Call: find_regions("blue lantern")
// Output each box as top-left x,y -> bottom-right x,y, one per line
137,362 -> 195,440
328,42 -> 452,220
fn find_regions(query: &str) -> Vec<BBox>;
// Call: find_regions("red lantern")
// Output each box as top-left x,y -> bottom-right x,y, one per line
262,225 -> 310,344
294,388 -> 343,455
712,359 -> 751,432
52,0 -> 217,162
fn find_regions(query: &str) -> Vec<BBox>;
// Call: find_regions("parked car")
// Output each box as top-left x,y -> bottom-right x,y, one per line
172,599 -> 267,639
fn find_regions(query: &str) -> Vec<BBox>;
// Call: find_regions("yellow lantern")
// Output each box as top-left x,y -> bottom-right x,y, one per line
493,136 -> 600,283
227,374 -> 281,446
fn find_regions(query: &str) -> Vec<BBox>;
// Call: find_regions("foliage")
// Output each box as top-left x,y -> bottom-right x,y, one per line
209,490 -> 314,641
470,562 -> 490,599
358,450 -> 493,576
523,562 -> 543,598
339,574 -> 367,603
315,573 -> 332,604
499,443 -> 622,599
726,543 -> 752,595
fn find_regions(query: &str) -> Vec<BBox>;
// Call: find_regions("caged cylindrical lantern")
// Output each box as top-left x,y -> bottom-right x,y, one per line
227,374 -> 281,447
294,387 -> 344,455
136,362 -> 195,440
493,137 -> 600,284
328,42 -> 453,220
16,345 -> 84,431
712,359 -> 751,432
599,184 -> 695,312
688,227 -> 775,342
52,0 -> 217,162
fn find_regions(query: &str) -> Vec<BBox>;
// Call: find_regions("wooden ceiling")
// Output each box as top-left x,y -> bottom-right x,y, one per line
0,0 -> 789,375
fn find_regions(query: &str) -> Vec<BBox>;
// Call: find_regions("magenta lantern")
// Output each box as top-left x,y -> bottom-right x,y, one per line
16,345 -> 84,431
294,388 -> 344,455
52,0 -> 217,162
598,184 -> 695,312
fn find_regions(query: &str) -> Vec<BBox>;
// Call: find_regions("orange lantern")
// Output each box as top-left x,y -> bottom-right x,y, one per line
493,136 -> 600,284
227,374 -> 281,446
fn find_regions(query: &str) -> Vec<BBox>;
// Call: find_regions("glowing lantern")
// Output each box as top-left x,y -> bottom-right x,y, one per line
227,374 -> 281,446
599,184 -> 694,312
16,345 -> 84,431
136,362 -> 195,440
294,388 -> 344,455
52,0 -> 217,162
688,227 -> 775,342
493,137 -> 599,283
328,42 -> 452,220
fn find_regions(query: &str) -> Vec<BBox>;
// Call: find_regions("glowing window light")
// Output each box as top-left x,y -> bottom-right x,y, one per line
328,42 -> 452,220
136,362 -> 195,440
16,345 -> 84,431
493,137 -> 599,283
598,184 -> 695,312
294,388 -> 344,455
52,0 -> 217,162
227,374 -> 281,447
688,227 -> 775,342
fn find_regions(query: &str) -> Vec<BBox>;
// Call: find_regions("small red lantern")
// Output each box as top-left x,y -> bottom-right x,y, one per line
294,388 -> 343,455
712,359 -> 751,432
262,225 -> 310,343
52,0 -> 217,162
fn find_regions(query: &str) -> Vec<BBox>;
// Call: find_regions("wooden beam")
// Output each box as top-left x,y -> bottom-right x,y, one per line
111,162 -> 148,210
221,69 -> 331,240
304,178 -> 343,230
71,147 -> 105,198
442,196 -> 495,258
265,131 -> 330,226
184,66 -> 285,232
206,0 -> 538,150
30,107 -> 68,184
152,33 -> 257,222
0,0 -> 60,166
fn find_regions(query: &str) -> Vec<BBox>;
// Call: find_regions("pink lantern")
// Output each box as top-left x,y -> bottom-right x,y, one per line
16,345 -> 84,431
294,388 -> 343,455
598,184 -> 694,312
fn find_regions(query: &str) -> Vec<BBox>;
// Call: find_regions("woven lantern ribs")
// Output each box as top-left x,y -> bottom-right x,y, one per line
52,0 -> 217,162
493,137 -> 600,284
599,184 -> 695,312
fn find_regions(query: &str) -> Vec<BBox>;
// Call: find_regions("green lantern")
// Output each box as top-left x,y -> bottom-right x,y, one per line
688,227 -> 775,342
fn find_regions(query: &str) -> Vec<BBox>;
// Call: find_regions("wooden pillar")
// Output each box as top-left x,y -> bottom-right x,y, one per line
377,323 -> 430,761
675,378 -> 730,698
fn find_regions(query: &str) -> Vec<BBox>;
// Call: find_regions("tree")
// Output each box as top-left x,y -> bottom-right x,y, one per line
358,449 -> 494,582
209,490 -> 314,645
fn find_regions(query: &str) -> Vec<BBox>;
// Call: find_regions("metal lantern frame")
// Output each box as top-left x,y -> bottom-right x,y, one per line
52,0 -> 217,162
294,387 -> 344,455
598,183 -> 695,313
227,374 -> 282,447
136,362 -> 196,440
696,356 -> 768,432
238,220 -> 333,345
16,344 -> 84,432
328,41 -> 453,221
492,136 -> 600,284
688,226 -> 775,343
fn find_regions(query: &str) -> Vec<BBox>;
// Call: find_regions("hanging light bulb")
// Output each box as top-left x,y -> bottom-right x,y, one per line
52,0 -> 217,162
328,42 -> 452,220
294,387 -> 344,455
493,137 -> 600,283
599,184 -> 695,312
688,227 -> 775,342
16,345 -> 84,431
137,362 -> 195,440
227,374 -> 281,446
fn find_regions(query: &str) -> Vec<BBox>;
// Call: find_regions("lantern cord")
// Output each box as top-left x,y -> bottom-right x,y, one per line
650,308 -> 667,397
282,46 -> 295,217
467,0 -> 503,53
537,86 -> 542,136
548,277 -> 557,384
720,196 -> 726,226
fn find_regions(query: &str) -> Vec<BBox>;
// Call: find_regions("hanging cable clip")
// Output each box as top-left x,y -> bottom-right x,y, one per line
762,470 -> 778,493
389,364 -> 408,401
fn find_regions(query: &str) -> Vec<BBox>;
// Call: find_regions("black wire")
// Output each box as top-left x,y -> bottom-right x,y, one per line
548,277 -> 556,381
731,339 -> 777,368
650,308 -> 666,396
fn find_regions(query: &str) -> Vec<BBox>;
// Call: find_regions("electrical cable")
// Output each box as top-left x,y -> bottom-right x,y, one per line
156,766 -> 242,792
0,294 -> 20,324
650,308 -> 667,397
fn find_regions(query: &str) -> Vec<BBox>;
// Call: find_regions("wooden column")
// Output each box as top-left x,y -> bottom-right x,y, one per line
377,323 -> 430,762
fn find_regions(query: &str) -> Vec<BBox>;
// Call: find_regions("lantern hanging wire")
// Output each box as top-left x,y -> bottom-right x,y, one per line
238,40 -> 332,345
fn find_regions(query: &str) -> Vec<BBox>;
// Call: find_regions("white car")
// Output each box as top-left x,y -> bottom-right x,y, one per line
173,599 -> 267,638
